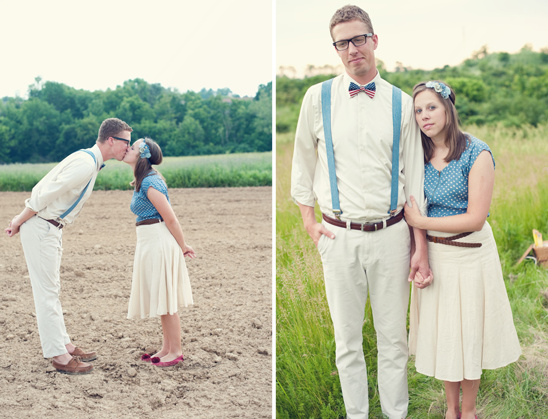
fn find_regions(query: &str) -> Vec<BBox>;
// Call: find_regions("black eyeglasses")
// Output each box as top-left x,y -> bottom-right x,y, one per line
333,33 -> 373,51
111,136 -> 130,145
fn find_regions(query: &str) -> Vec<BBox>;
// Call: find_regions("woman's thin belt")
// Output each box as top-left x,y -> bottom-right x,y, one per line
136,218 -> 163,227
426,232 -> 482,248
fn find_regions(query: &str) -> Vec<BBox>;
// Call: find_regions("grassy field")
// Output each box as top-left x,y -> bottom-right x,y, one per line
276,125 -> 548,418
0,152 -> 272,191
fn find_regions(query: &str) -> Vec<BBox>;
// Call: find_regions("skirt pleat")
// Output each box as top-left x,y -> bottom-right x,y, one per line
127,222 -> 193,319
409,221 -> 521,381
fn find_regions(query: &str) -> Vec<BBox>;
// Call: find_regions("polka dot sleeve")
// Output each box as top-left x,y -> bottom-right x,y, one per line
464,137 -> 495,176
141,174 -> 168,196
424,135 -> 494,218
130,172 -> 170,222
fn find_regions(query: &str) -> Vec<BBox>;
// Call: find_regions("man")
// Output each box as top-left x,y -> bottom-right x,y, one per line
291,5 -> 433,419
5,118 -> 132,375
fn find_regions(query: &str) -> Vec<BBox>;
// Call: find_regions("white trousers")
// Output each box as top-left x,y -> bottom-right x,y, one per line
20,216 -> 70,358
317,219 -> 410,419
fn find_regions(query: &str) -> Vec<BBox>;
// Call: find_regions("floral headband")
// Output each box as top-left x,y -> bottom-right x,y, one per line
425,81 -> 451,100
139,142 -> 152,160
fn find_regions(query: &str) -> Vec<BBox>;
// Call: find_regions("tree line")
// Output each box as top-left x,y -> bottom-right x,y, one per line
277,46 -> 548,134
0,78 -> 272,164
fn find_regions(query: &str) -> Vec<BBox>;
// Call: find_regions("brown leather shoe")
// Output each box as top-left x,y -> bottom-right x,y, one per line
52,356 -> 93,375
71,347 -> 97,362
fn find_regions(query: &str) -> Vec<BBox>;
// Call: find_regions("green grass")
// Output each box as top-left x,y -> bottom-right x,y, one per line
276,125 -> 548,418
0,152 -> 272,191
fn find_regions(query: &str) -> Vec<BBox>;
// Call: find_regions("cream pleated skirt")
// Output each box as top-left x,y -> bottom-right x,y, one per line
409,221 -> 521,381
127,222 -> 193,319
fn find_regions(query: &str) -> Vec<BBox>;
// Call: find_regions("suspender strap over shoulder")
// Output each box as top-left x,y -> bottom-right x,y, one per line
321,78 -> 342,218
59,149 -> 96,220
390,87 -> 402,215
321,79 -> 402,218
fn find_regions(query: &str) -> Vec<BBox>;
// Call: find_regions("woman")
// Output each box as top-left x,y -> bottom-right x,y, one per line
124,137 -> 195,367
405,81 -> 521,419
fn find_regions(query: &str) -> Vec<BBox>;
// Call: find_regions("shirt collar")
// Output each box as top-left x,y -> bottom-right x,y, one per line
344,70 -> 381,87
89,144 -> 105,170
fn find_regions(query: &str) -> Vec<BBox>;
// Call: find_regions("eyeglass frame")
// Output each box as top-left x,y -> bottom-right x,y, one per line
111,136 -> 130,145
332,33 -> 373,51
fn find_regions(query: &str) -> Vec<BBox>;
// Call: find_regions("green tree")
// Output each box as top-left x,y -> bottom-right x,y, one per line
19,99 -> 65,162
166,115 -> 205,156
116,96 -> 155,124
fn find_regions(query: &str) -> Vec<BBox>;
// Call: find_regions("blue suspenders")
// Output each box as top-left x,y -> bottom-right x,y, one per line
390,86 -> 402,215
320,79 -> 341,217
321,79 -> 402,218
59,150 -> 97,219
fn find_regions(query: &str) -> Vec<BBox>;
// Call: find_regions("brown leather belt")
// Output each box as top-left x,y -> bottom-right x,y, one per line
427,232 -> 482,248
39,217 -> 63,229
322,211 -> 404,232
136,218 -> 163,227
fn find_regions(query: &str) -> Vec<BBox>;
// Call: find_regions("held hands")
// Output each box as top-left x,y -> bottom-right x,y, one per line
409,254 -> 434,289
411,271 -> 433,289
409,235 -> 433,289
403,196 -> 423,229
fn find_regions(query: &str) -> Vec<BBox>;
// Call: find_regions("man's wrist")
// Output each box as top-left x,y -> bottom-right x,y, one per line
413,228 -> 428,252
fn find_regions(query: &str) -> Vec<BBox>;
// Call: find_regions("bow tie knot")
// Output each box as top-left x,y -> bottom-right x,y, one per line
349,81 -> 376,99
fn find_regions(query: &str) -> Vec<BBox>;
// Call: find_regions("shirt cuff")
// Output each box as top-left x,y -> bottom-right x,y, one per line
24,198 -> 40,213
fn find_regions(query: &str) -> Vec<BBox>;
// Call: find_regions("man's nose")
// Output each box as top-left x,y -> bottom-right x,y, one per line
348,41 -> 359,54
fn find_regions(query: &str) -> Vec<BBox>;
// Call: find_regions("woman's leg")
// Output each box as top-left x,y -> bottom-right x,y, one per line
444,381 -> 461,419
158,312 -> 182,362
151,321 -> 170,359
461,379 -> 480,419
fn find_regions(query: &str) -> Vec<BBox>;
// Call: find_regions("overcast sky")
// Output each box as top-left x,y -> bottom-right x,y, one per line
277,0 -> 548,76
0,0 -> 273,98
2,1 -> 546,99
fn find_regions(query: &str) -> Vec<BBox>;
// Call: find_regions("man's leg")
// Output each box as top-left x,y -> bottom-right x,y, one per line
319,225 -> 369,419
20,217 -> 70,358
367,221 -> 411,419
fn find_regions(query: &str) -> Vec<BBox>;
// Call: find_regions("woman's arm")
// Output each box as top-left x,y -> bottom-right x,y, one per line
147,187 -> 196,258
405,150 -> 494,233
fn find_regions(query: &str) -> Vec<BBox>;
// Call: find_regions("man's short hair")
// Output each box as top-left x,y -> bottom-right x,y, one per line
97,118 -> 133,143
329,5 -> 374,39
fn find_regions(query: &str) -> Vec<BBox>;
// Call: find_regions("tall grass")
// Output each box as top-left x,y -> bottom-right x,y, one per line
276,125 -> 548,418
0,152 -> 272,191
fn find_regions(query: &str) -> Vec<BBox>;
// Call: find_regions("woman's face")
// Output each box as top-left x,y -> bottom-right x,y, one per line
123,139 -> 144,164
414,89 -> 448,141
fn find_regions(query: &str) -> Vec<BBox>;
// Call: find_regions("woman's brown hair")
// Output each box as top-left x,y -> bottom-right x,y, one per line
412,81 -> 468,163
133,137 -> 165,192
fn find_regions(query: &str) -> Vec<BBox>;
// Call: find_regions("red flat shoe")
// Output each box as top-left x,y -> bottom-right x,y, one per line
140,353 -> 152,362
152,354 -> 184,367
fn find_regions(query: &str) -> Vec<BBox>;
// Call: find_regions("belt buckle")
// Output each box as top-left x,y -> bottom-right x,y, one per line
360,222 -> 377,232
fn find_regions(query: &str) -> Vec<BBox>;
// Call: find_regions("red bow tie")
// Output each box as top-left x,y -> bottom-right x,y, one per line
349,81 -> 376,99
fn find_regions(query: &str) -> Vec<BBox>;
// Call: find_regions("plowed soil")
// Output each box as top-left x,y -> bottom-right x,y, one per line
0,187 -> 272,418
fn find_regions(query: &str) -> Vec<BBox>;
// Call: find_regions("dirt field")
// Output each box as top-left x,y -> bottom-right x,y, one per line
0,187 -> 272,418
